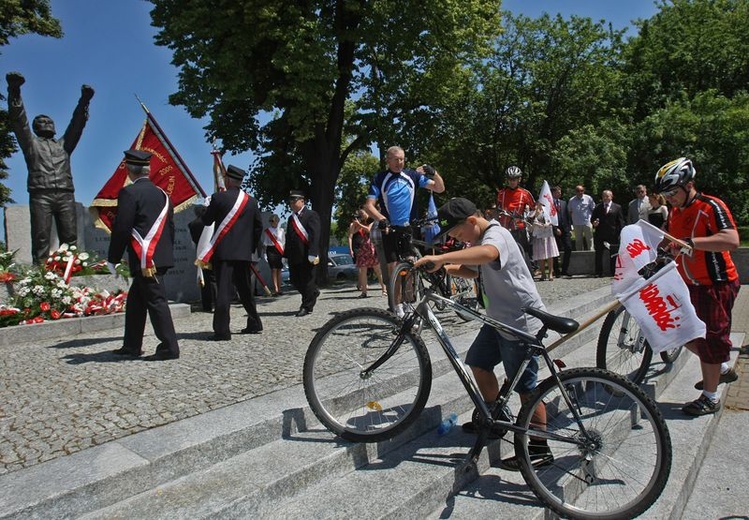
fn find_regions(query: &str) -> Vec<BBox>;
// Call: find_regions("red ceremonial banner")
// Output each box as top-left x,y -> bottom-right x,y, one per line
90,111 -> 206,232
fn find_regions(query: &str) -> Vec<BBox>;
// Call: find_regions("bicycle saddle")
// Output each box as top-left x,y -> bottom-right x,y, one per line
522,307 -> 579,334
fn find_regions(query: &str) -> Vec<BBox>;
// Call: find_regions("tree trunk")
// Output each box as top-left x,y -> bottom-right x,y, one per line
305,142 -> 340,287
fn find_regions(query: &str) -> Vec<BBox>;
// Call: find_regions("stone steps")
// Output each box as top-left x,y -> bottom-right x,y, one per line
426,333 -> 744,520
2,286 -> 652,519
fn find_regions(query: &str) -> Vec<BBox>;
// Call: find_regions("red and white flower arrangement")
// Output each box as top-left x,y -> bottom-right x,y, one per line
0,246 -> 129,327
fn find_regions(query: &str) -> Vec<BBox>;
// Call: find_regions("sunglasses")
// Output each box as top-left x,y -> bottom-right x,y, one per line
660,188 -> 680,198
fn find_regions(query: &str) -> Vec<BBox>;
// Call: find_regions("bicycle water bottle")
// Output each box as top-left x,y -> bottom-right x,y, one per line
437,412 -> 458,436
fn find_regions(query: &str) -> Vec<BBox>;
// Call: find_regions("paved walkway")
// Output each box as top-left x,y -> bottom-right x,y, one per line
0,276 -> 611,475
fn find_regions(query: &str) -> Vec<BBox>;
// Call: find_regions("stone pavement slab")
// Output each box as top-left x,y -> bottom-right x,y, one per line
0,276 -> 610,475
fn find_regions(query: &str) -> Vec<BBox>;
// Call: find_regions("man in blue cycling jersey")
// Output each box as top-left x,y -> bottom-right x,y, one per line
364,145 -> 445,284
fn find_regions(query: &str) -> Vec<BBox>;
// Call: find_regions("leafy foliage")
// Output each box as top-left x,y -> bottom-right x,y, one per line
149,0 -> 503,272
431,12 -> 625,206
152,0 -> 749,231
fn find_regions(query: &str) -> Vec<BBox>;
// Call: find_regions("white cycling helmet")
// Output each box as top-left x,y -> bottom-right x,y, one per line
654,157 -> 695,192
505,166 -> 523,179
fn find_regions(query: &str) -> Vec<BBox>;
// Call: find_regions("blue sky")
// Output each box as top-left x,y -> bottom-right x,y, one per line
2,0 -> 659,207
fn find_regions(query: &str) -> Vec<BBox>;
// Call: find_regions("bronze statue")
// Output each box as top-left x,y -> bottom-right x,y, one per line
6,71 -> 94,263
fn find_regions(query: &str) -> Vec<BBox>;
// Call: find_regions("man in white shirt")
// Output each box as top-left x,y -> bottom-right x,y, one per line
567,185 -> 595,251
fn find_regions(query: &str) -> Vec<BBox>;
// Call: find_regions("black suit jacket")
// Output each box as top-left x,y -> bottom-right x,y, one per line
553,198 -> 571,233
108,177 -> 175,273
591,202 -> 625,244
285,206 -> 321,264
201,188 -> 262,262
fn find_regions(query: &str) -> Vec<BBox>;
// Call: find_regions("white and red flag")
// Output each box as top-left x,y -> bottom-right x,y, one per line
612,220 -> 705,353
90,102 -> 205,232
538,180 -> 558,226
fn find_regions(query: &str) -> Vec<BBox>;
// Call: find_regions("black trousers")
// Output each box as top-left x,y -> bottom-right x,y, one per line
554,230 -> 573,275
29,191 -> 77,263
289,260 -> 319,311
594,238 -> 618,276
213,260 -> 262,336
199,268 -> 216,312
510,227 -> 536,271
123,269 -> 179,355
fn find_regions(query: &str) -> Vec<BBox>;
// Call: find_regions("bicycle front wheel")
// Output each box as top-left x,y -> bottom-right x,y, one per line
596,306 -> 652,384
388,261 -> 425,315
303,308 -> 432,443
515,367 -> 672,520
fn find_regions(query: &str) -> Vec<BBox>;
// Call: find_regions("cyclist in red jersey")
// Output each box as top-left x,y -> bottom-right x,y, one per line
656,157 -> 740,416
496,166 -> 535,270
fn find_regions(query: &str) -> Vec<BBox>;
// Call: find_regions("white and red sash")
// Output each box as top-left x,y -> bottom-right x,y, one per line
196,190 -> 250,268
291,212 -> 309,245
130,188 -> 170,277
265,228 -> 284,255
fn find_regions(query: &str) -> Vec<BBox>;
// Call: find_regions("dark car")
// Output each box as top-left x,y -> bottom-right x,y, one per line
280,253 -> 358,286
327,253 -> 358,282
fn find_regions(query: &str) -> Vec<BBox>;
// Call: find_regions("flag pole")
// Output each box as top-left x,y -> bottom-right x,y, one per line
134,95 -> 207,197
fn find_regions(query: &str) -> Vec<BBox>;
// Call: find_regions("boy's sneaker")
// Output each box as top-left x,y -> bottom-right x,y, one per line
694,368 -> 738,390
682,394 -> 721,416
500,444 -> 554,472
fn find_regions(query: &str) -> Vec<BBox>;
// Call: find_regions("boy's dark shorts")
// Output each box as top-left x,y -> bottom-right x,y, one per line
465,324 -> 538,394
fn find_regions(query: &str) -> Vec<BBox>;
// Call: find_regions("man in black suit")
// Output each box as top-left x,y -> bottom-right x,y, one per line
591,189 -> 626,277
199,165 -> 263,340
284,190 -> 321,317
552,185 -> 573,278
108,150 -> 180,360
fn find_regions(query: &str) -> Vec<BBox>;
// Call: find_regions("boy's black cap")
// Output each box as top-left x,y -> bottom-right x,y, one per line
289,190 -> 305,200
123,149 -> 151,166
225,165 -> 246,181
436,197 -> 477,238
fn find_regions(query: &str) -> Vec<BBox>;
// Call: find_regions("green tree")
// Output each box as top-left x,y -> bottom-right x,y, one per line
431,13 -> 624,205
149,0 -> 502,272
332,150 -> 378,243
631,90 -> 749,222
0,0 -> 62,208
623,0 -> 749,121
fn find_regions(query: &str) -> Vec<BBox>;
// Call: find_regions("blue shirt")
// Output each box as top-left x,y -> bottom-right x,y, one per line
367,169 -> 430,226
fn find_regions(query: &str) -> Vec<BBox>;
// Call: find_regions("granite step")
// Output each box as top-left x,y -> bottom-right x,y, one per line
0,287 -> 613,519
425,333 -> 744,520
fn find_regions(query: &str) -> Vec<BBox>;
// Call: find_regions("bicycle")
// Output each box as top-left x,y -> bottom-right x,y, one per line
595,250 -> 685,385
388,218 -> 480,321
303,265 -> 672,519
596,305 -> 684,384
386,219 -> 480,322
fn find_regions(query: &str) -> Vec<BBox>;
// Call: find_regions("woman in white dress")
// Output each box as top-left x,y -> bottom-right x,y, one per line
531,201 -> 559,281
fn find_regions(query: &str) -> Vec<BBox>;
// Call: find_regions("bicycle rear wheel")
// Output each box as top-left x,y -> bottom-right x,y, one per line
388,261 -> 426,316
447,275 -> 480,321
303,307 -> 432,443
596,306 -> 652,384
515,367 -> 671,520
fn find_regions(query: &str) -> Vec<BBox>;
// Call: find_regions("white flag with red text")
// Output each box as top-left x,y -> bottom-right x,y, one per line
612,220 -> 705,353
538,180 -> 558,226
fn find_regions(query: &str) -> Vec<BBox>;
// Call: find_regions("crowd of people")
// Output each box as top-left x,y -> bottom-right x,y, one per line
105,146 -> 741,424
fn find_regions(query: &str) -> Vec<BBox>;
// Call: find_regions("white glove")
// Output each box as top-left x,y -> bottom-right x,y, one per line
106,261 -> 118,276
308,255 -> 319,265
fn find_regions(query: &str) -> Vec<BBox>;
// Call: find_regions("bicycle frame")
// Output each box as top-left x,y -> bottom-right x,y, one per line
364,274 -> 596,463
